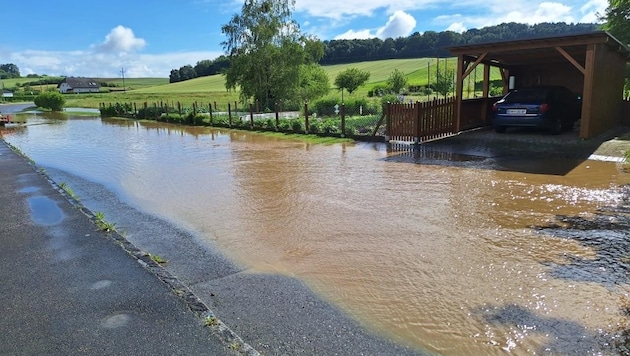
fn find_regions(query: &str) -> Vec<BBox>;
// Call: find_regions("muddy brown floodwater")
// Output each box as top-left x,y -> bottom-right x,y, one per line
4,114 -> 630,355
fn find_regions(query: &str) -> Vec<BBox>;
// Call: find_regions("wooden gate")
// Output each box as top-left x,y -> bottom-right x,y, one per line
386,97 -> 456,143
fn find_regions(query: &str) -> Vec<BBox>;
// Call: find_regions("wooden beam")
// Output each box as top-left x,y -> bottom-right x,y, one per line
482,64 -> 490,98
580,43 -> 596,139
555,46 -> 585,74
455,55 -> 464,133
462,53 -> 488,79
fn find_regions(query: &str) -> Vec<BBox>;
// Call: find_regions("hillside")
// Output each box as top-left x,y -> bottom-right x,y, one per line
132,58 -> 474,94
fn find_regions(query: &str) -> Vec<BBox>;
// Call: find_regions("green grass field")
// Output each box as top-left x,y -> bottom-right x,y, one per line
3,58 -> 503,109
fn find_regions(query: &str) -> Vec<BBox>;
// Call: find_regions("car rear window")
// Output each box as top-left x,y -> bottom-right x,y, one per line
503,88 -> 549,103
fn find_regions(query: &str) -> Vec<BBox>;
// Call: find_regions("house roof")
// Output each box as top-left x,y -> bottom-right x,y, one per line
448,31 -> 630,67
60,77 -> 99,88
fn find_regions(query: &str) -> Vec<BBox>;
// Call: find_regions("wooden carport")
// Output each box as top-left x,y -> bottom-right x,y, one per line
448,31 -> 630,139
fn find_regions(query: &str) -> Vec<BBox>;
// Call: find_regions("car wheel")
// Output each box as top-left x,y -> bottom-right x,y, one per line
550,119 -> 562,135
495,125 -> 506,133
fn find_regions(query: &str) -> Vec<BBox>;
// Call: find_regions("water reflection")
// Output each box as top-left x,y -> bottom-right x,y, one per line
3,114 -> 630,354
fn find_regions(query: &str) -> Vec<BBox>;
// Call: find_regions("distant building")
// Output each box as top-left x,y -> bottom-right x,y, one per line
57,77 -> 100,94
1,89 -> 13,98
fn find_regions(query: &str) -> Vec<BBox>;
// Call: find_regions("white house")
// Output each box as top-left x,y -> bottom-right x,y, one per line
1,89 -> 13,98
57,77 -> 100,94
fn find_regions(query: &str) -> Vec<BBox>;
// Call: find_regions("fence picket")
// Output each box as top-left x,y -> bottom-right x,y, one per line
386,97 -> 457,143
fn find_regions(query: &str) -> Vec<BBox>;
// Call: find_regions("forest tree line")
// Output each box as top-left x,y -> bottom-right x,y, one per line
169,22 -> 599,83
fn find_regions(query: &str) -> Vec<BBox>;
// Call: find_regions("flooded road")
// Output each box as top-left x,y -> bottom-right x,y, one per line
3,114 -> 630,354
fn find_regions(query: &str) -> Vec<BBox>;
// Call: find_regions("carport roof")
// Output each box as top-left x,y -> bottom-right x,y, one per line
447,31 -> 630,67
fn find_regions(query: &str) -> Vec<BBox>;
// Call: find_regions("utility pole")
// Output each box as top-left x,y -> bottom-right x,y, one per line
121,67 -> 126,93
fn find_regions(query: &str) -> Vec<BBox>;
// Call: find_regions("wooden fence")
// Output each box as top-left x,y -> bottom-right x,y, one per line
386,97 -> 456,143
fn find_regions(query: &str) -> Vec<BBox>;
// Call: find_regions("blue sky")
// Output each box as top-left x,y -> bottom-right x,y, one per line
0,0 -> 606,78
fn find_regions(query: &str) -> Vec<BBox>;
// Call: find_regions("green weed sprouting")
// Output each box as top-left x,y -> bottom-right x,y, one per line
58,182 -> 79,201
94,211 -> 117,232
148,253 -> 167,264
203,316 -> 218,327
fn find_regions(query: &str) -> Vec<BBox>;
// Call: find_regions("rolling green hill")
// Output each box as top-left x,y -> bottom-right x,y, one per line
132,58 -> 474,95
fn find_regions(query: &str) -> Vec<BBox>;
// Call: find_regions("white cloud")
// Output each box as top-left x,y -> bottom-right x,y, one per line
446,22 -> 467,33
96,25 -> 147,53
376,11 -> 417,38
296,0 -> 436,19
334,29 -> 375,40
334,11 -> 417,40
431,1 -> 587,32
11,49 -> 223,78
579,0 -> 607,22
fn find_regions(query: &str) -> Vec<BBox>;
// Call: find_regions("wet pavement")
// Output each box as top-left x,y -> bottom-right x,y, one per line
0,132 -> 421,355
0,142 -> 250,355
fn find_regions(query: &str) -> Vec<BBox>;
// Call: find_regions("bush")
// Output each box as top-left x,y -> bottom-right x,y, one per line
34,91 -> 65,111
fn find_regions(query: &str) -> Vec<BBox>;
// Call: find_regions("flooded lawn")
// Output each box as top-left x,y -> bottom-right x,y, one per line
3,114 -> 630,354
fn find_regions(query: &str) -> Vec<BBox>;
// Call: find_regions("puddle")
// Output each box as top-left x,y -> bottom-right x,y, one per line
28,196 -> 64,225
19,186 -> 40,194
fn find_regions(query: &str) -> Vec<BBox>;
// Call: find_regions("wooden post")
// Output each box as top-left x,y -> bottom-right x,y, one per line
275,102 -> 279,131
385,102 -> 391,142
341,104 -> 346,137
414,101 -> 421,144
249,103 -> 254,129
228,102 -> 233,127
304,102 -> 309,134
209,103 -> 213,125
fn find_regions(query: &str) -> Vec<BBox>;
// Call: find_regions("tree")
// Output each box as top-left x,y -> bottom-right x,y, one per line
221,0 -> 324,110
34,91 -> 65,111
0,63 -> 20,79
334,68 -> 370,101
602,0 -> 630,46
297,63 -> 330,103
386,69 -> 408,94
434,68 -> 455,97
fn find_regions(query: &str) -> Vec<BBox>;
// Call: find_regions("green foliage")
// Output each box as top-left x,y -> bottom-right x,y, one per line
386,69 -> 408,94
100,103 -> 135,117
602,0 -> 630,45
433,68 -> 455,97
221,0 -> 324,110
33,91 -> 65,111
297,63 -> 330,103
334,68 -> 371,95
0,63 -> 20,79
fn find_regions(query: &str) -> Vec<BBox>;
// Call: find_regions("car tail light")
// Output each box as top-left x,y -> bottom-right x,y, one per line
492,103 -> 497,112
539,103 -> 549,113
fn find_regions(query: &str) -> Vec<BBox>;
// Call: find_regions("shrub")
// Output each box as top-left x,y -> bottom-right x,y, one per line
291,120 -> 303,132
34,91 -> 65,111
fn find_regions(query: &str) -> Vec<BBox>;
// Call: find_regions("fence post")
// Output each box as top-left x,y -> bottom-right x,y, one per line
249,103 -> 254,129
341,104 -> 346,137
209,103 -> 213,125
275,102 -> 279,131
304,102 -> 309,134
385,102 -> 391,142
414,101 -> 421,144
228,103 -> 233,127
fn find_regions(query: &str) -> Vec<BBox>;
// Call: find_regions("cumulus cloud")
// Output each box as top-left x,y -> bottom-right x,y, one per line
376,11 -> 417,38
96,25 -> 147,53
334,10 -> 417,40
296,0 -> 435,19
579,0 -> 607,22
446,22 -> 467,33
